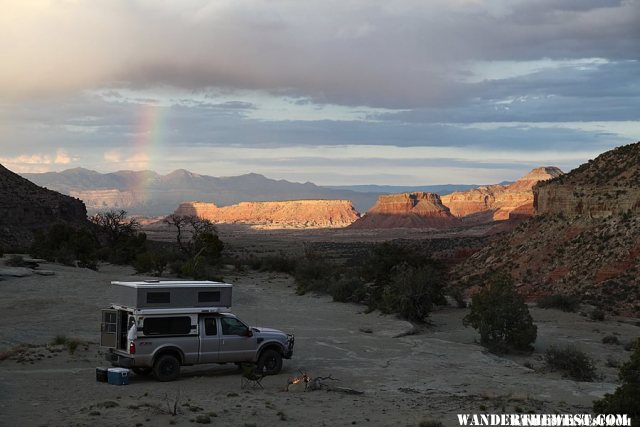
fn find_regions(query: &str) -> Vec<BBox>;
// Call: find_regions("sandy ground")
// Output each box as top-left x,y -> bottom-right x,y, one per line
1,258 -> 639,427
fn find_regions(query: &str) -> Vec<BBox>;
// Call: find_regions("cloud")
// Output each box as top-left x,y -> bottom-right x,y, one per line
103,149 -> 122,163
54,149 -> 73,164
1,0 -> 638,108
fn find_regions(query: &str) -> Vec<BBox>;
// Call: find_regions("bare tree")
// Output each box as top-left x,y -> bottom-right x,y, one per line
89,210 -> 139,244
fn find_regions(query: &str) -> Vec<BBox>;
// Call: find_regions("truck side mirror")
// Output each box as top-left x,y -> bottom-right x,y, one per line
245,329 -> 253,337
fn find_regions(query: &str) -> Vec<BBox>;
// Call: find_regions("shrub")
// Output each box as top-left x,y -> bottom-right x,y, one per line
544,345 -> 597,381
379,263 -> 446,323
5,255 -> 28,267
294,256 -> 333,294
463,273 -> 537,353
31,224 -> 100,268
328,275 -> 365,303
537,294 -> 580,312
593,339 -> 640,422
602,335 -> 620,345
194,232 -> 224,264
134,250 -> 168,276
590,309 -> 606,321
259,254 -> 297,274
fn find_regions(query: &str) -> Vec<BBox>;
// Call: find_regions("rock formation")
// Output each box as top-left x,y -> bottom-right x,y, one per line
174,199 -> 360,228
0,164 -> 87,249
349,192 -> 459,229
455,142 -> 640,315
441,167 -> 563,221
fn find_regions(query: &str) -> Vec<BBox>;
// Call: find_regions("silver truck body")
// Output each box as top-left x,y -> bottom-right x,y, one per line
101,281 -> 294,381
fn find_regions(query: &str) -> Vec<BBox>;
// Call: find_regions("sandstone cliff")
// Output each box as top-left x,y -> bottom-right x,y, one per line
534,145 -> 640,218
349,192 -> 459,229
441,167 -> 563,221
0,164 -> 87,249
455,142 -> 640,315
175,199 -> 360,229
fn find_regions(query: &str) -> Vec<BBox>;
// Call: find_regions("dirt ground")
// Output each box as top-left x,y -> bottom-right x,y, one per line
1,257 -> 639,427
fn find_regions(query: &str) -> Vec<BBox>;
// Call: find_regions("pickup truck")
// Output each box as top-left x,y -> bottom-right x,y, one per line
102,308 -> 295,381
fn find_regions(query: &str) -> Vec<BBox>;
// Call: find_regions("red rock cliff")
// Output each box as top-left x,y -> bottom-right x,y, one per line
441,167 -> 563,221
349,192 -> 459,229
174,199 -> 360,228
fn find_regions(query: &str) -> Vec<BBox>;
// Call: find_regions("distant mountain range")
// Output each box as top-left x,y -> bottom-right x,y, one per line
22,168 -> 486,216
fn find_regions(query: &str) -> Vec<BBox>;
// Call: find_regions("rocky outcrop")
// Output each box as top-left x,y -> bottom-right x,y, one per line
441,167 -> 563,221
534,145 -> 640,218
175,199 -> 360,228
455,142 -> 640,316
0,164 -> 87,249
349,192 -> 459,229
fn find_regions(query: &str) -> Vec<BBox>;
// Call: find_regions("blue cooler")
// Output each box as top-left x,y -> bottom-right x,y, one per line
107,368 -> 129,385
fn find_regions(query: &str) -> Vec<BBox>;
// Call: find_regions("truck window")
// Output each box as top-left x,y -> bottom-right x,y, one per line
146,292 -> 170,304
204,318 -> 217,336
221,317 -> 248,336
198,291 -> 221,303
143,317 -> 191,335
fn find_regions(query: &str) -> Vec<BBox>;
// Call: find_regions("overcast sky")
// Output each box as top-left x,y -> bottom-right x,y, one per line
1,0 -> 639,185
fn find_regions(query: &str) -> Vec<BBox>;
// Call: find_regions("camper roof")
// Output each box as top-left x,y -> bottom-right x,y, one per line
111,280 -> 233,289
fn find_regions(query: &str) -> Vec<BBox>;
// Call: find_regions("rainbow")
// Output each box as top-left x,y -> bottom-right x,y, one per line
130,104 -> 165,198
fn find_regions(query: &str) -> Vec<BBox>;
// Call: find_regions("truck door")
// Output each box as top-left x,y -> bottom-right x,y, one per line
198,316 -> 220,363
219,316 -> 256,362
100,309 -> 118,348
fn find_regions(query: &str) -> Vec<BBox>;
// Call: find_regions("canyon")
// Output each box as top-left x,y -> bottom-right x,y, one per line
175,199 -> 360,229
441,167 -> 564,221
455,142 -> 640,315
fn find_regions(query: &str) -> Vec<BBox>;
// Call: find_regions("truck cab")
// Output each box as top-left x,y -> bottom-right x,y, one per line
101,281 -> 294,381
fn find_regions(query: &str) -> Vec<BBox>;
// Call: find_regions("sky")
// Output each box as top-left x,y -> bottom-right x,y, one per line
0,0 -> 639,185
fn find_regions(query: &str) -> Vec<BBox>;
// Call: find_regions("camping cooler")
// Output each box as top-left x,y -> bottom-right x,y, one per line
107,367 -> 129,385
96,367 -> 108,382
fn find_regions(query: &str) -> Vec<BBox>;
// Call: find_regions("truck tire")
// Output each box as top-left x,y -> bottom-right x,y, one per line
257,349 -> 282,375
132,367 -> 152,376
153,354 -> 181,382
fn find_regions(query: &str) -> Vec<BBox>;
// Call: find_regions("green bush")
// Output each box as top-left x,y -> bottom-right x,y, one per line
379,263 -> 446,323
259,254 -> 297,274
31,224 -> 100,268
328,275 -> 366,303
590,309 -> 606,321
134,250 -> 168,276
544,345 -> 597,381
537,294 -> 580,312
194,232 -> 224,264
294,256 -> 333,294
463,273 -> 537,353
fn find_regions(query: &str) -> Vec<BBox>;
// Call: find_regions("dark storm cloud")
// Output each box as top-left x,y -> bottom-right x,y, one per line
3,1 -> 639,109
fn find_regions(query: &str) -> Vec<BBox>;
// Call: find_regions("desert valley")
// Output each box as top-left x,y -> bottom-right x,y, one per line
1,142 -> 639,426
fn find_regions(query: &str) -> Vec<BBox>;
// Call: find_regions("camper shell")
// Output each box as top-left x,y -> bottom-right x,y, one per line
101,280 -> 294,381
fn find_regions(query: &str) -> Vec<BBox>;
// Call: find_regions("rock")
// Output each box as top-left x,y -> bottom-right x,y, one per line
174,199 -> 360,229
455,142 -> 640,316
441,167 -> 563,221
349,192 -> 458,229
0,163 -> 88,249
0,267 -> 34,277
34,270 -> 55,276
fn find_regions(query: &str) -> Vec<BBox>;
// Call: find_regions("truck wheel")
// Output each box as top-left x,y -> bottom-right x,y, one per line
257,349 -> 282,375
132,367 -> 152,376
153,354 -> 181,382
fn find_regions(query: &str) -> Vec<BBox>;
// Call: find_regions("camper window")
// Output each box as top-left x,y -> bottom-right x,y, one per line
143,317 -> 191,336
146,292 -> 170,304
198,291 -> 221,303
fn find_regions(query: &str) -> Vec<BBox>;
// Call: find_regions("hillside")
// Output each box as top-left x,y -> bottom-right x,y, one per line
0,164 -> 87,249
455,142 -> 640,315
23,168 -> 380,215
441,167 -> 563,221
175,200 -> 360,229
349,192 -> 459,229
